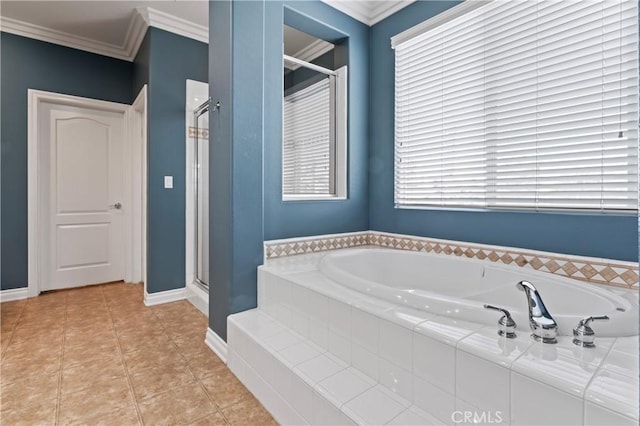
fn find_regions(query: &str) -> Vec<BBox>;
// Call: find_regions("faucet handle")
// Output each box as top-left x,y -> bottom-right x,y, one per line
484,304 -> 517,338
573,315 -> 609,348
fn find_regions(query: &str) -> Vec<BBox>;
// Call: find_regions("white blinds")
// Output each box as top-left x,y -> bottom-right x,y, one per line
283,77 -> 332,195
394,0 -> 639,211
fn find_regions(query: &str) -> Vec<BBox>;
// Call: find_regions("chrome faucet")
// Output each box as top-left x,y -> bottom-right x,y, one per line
516,280 -> 558,344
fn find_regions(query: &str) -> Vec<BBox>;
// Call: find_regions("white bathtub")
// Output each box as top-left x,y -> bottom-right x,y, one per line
229,242 -> 639,425
319,248 -> 638,337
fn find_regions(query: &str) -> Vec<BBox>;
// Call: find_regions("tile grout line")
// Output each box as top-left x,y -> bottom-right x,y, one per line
152,308 -> 230,424
195,376 -> 234,425
189,356 -> 237,423
101,285 -> 146,426
149,306 -> 233,425
117,305 -> 208,413
54,292 -> 68,426
0,299 -> 27,358
2,286 -> 270,425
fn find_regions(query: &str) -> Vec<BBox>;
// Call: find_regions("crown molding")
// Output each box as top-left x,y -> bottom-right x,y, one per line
0,16 -> 132,61
0,6 -> 207,62
286,38 -> 334,71
138,7 -> 208,44
295,38 -> 334,63
1,0 -> 410,63
369,1 -> 416,25
321,0 -> 370,25
122,10 -> 149,60
320,0 -> 415,26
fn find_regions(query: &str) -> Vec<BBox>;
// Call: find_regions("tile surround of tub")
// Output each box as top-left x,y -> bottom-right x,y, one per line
227,262 -> 639,425
264,231 -> 639,289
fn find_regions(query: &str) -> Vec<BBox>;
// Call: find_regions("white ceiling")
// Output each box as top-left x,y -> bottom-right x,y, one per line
0,0 -> 414,61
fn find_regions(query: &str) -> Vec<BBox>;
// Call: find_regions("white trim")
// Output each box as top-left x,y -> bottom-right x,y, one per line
320,0 -> 371,25
0,287 -> 29,303
390,0 -> 491,48
0,16 -> 132,61
369,1 -> 417,25
334,65 -> 348,199
122,10 -> 148,60
0,6 -> 205,62
321,0 -> 415,26
27,91 -> 40,298
28,89 -> 139,298
282,194 -> 347,201
293,38 -> 334,64
186,282 -> 209,318
138,7 -> 208,44
205,327 -> 228,363
143,287 -> 186,307
1,0 -> 414,68
129,86 -> 148,286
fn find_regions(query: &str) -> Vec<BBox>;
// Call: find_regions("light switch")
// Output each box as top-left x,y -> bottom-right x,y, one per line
164,176 -> 173,189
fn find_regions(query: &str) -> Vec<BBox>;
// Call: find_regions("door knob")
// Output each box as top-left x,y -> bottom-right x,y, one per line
109,202 -> 122,210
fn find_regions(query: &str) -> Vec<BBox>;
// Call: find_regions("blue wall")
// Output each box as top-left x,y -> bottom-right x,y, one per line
133,31 -> 150,96
264,1 -> 370,240
145,28 -> 208,293
0,33 -> 133,290
368,1 -> 638,262
209,0 -> 266,339
0,28 -> 207,292
208,0 -> 370,339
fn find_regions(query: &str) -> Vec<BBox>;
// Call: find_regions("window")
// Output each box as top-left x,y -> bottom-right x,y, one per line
283,77 -> 332,195
282,64 -> 348,199
282,24 -> 348,201
393,0 -> 639,211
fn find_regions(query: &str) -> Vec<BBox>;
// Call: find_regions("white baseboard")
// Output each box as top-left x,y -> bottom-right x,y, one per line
143,287 -> 186,306
0,287 -> 29,303
186,281 -> 209,317
205,327 -> 228,363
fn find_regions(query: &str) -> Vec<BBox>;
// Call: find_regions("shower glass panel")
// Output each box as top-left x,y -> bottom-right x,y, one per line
194,100 -> 209,290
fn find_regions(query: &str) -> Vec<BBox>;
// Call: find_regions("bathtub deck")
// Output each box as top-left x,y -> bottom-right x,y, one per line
226,251 -> 639,425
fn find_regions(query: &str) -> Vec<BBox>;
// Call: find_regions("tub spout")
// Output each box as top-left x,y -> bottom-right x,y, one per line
516,280 -> 558,344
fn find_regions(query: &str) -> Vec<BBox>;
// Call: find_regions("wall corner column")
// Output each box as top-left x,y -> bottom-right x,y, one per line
209,0 -> 265,340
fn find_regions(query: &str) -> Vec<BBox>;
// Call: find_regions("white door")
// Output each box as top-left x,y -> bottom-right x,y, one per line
48,107 -> 125,290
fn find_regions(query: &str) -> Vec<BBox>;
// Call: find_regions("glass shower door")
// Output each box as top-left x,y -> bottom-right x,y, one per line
194,101 -> 209,290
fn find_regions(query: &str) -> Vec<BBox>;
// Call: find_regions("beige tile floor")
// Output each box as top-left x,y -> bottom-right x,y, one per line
0,282 -> 277,425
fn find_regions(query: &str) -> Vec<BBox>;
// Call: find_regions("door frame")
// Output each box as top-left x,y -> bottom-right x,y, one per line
130,86 -> 148,290
27,88 -> 148,297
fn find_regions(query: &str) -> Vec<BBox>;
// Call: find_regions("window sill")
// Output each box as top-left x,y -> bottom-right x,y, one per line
283,194 -> 347,202
394,204 -> 638,216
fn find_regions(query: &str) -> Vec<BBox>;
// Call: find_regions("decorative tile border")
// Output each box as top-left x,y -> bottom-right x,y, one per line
187,126 -> 209,139
264,232 -> 369,259
370,232 -> 639,290
264,231 -> 639,290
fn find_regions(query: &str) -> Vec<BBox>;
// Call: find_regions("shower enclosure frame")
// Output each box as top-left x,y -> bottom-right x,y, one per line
193,98 -> 210,292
